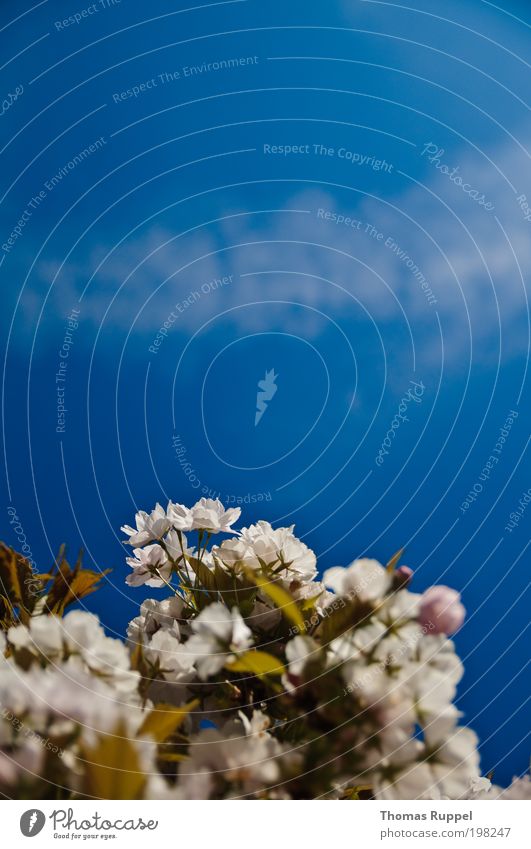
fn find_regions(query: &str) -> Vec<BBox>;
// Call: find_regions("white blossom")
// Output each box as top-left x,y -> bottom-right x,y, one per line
0,499 -> 520,800
191,498 -> 241,533
166,501 -> 194,531
324,558 -> 392,602
499,774 -> 531,799
464,775 -> 499,799
423,725 -> 481,799
186,603 -> 252,679
7,612 -> 141,702
177,711 -> 296,798
0,737 -> 45,788
215,521 -> 317,582
163,529 -> 192,563
127,597 -> 185,646
121,503 -> 171,546
212,536 -> 252,570
126,543 -> 171,587
8,616 -> 63,659
283,635 -> 320,691
374,758 -> 436,800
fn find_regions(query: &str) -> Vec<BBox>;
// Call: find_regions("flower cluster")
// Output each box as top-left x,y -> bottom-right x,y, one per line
0,503 -> 528,800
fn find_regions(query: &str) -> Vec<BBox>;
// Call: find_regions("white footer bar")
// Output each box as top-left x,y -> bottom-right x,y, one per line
4,799 -> 529,848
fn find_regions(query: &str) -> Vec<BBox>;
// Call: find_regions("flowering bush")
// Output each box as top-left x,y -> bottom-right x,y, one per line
0,501 -> 528,799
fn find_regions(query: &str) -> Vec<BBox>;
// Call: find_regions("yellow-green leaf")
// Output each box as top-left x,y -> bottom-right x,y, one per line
386,547 -> 405,574
228,649 -> 285,678
316,599 -> 374,642
186,557 -> 218,608
81,721 -> 146,800
43,548 -> 110,615
245,570 -> 305,632
300,593 -> 321,613
157,751 -> 188,763
0,543 -> 40,624
63,568 -> 111,606
137,699 -> 199,743
343,784 -> 372,800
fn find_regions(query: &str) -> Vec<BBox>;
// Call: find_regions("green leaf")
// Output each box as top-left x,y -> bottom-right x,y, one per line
186,556 -> 218,607
137,699 -> 199,743
213,560 -> 234,592
228,649 -> 285,678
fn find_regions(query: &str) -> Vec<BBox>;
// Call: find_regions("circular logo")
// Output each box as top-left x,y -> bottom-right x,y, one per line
20,810 -> 46,837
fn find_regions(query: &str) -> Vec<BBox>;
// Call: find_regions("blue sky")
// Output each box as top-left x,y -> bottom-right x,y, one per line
1,0 -> 530,783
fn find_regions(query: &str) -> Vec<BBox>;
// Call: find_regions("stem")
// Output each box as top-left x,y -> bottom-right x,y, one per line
154,568 -> 180,596
199,532 -> 211,561
157,536 -> 196,611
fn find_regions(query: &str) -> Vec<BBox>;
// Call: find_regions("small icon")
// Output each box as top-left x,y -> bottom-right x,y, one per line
20,810 -> 46,837
255,369 -> 278,426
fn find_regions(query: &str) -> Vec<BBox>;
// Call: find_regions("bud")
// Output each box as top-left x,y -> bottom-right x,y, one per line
393,565 -> 413,588
419,585 -> 465,635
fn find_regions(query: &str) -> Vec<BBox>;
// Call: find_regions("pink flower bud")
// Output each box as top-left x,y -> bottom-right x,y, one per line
395,565 -> 414,587
419,585 -> 465,635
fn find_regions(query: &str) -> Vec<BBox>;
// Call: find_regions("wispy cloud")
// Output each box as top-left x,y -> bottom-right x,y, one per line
15,132 -> 531,367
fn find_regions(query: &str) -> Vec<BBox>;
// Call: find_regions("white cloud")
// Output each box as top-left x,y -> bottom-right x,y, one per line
21,132 -> 531,367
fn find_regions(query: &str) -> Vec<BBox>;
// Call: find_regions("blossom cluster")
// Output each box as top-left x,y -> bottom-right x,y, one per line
0,500 -> 528,800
